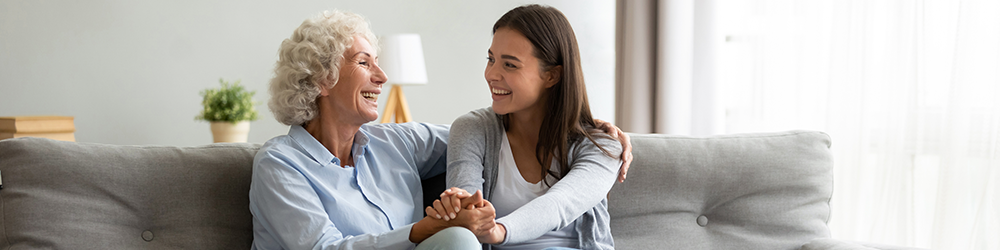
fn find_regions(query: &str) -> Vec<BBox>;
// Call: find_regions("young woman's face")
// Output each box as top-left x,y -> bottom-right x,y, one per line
485,27 -> 556,116
325,35 -> 386,124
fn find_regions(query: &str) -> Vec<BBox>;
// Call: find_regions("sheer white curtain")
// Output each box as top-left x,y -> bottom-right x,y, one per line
616,0 -> 725,135
715,0 -> 1000,249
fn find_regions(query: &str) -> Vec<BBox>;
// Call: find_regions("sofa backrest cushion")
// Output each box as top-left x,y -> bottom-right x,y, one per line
609,131 -> 833,249
0,138 -> 260,249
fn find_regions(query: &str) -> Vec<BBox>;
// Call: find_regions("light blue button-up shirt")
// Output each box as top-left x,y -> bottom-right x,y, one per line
249,123 -> 449,250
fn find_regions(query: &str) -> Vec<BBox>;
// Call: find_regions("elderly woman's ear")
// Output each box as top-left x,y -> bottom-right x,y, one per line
317,79 -> 337,97
318,82 -> 331,97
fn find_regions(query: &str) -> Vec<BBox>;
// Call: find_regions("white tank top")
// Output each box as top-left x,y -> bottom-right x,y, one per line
491,132 -> 578,250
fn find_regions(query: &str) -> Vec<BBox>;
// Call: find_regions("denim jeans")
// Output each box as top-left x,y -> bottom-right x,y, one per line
414,227 -> 480,250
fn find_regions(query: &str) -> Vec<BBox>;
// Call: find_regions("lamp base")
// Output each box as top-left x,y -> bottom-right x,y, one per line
381,85 -> 413,123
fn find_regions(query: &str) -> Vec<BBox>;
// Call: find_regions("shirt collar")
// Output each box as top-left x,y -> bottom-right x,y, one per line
288,125 -> 371,168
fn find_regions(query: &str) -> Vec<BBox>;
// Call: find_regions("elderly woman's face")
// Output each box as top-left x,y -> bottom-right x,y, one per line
326,35 -> 386,123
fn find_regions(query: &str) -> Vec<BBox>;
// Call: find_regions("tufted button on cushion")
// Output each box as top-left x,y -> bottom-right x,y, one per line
697,215 -> 708,227
141,230 -> 154,242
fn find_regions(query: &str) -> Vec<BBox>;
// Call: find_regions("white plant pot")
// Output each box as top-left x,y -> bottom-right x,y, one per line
210,121 -> 250,143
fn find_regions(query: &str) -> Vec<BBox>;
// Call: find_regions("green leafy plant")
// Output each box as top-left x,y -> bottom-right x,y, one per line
196,78 -> 259,123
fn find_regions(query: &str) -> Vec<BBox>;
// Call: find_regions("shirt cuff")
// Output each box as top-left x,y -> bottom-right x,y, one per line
374,224 -> 417,250
494,221 -> 513,246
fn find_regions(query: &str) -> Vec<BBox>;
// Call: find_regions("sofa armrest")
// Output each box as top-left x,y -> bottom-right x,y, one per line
802,238 -> 931,250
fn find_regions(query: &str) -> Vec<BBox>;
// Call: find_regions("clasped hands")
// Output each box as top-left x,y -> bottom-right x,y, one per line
425,187 -> 506,244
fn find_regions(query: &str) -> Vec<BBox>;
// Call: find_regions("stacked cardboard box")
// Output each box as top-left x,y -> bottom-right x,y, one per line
0,116 -> 76,142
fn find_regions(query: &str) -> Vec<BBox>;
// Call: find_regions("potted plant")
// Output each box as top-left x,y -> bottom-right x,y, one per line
196,78 -> 259,143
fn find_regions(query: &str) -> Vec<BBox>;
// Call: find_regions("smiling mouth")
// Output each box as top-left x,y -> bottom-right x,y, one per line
361,92 -> 379,101
491,87 -> 511,95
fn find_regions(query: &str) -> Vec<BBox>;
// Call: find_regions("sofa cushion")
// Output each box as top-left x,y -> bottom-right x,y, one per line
609,131 -> 833,249
0,138 -> 260,249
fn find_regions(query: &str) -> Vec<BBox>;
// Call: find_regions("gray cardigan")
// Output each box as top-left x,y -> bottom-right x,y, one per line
447,107 -> 622,250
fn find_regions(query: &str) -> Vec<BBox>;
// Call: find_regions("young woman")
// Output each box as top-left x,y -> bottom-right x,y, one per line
429,4 -> 623,250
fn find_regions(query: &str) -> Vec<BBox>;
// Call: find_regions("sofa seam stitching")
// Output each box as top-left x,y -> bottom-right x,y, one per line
639,131 -> 826,140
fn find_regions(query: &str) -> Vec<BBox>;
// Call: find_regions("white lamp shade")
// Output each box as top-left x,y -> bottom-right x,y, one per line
380,34 -> 428,85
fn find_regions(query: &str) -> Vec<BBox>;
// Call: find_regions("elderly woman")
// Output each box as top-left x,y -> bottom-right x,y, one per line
248,11 -> 491,249
249,10 -> 631,250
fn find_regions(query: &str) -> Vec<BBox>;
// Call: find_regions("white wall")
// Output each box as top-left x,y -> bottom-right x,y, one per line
0,0 -> 616,146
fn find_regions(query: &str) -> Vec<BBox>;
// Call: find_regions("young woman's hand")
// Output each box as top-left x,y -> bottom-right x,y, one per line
411,199 -> 495,243
595,119 -> 633,182
478,221 -> 507,244
425,188 -> 485,221
454,199 -> 497,238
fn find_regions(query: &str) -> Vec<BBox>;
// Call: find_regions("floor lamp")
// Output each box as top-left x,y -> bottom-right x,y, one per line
379,34 -> 427,123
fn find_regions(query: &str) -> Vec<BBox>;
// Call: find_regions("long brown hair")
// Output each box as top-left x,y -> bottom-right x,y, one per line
494,4 -> 613,186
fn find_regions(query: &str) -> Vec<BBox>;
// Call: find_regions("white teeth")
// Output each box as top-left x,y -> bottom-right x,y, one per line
362,92 -> 378,100
491,88 -> 511,95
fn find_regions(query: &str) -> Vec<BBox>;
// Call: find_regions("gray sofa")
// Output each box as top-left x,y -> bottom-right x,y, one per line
0,131 -> 915,249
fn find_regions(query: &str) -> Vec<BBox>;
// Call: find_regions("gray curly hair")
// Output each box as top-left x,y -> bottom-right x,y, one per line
268,10 -> 379,126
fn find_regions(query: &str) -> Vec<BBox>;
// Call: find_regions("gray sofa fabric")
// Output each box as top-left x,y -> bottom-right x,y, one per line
609,131 -> 834,249
0,138 -> 259,249
0,131 -> 917,249
801,239 -> 929,250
